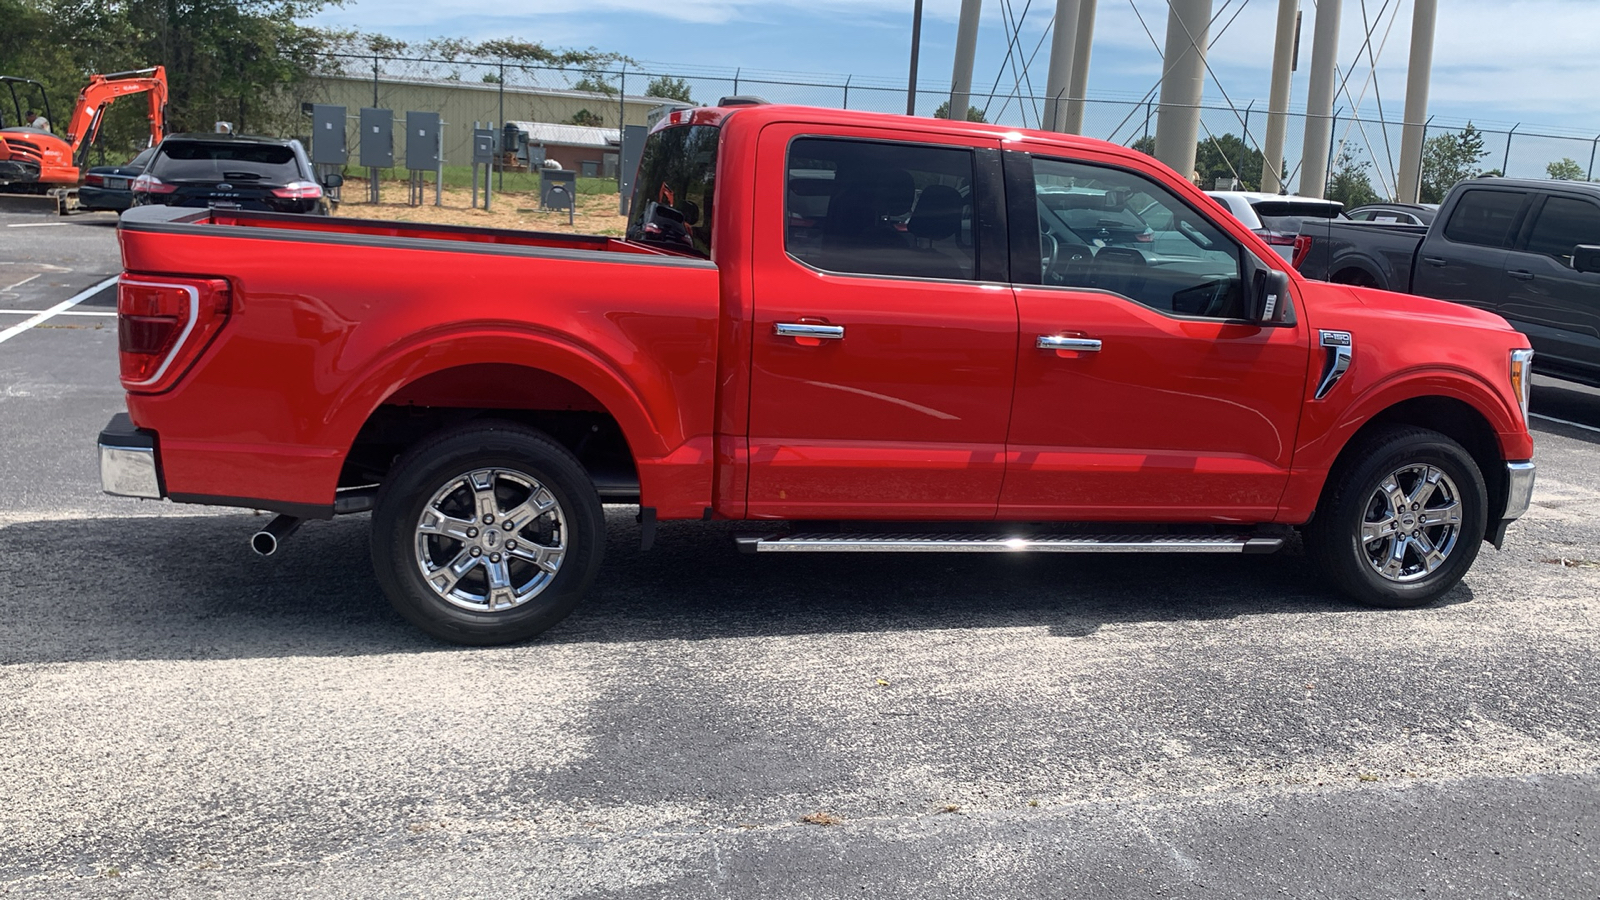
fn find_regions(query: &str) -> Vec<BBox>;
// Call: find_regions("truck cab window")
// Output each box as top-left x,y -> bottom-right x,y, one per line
785,137 -> 976,281
625,124 -> 719,259
1031,156 -> 1245,319
1442,190 -> 1527,248
1524,196 -> 1600,263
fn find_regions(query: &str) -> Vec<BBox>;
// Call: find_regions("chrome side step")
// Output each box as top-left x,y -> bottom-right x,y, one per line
735,533 -> 1284,555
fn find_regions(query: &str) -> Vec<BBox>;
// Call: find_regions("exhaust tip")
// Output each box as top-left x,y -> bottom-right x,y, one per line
250,514 -> 301,556
251,530 -> 279,556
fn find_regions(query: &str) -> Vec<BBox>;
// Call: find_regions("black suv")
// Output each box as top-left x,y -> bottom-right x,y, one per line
132,133 -> 339,215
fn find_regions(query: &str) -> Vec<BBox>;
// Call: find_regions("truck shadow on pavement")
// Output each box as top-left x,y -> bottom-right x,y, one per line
0,510 -> 1472,664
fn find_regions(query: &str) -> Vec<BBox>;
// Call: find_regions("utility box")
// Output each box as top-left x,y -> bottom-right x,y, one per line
311,104 -> 346,165
472,128 -> 496,166
358,108 -> 393,169
541,169 -> 577,211
405,111 -> 441,170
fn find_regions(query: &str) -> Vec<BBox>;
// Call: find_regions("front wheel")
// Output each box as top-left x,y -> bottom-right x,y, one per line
1305,426 -> 1488,609
371,421 -> 605,645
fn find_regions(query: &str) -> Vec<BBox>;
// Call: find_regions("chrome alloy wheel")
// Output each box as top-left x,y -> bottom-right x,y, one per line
1359,463 -> 1464,584
413,467 -> 566,612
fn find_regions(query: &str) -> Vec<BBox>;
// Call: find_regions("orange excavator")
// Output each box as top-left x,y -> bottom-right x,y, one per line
0,66 -> 168,201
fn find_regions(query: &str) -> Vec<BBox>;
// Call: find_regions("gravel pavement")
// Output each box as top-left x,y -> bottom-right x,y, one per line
0,209 -> 1596,898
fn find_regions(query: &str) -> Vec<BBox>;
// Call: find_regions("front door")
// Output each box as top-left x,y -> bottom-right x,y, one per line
1502,193 -> 1600,371
1002,151 -> 1310,520
745,126 -> 1016,519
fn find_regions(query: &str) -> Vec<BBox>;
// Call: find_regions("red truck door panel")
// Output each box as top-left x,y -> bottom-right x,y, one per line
1002,151 -> 1310,520
745,126 -> 1016,518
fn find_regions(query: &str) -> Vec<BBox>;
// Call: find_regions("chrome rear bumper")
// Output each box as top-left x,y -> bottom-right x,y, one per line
98,413 -> 163,499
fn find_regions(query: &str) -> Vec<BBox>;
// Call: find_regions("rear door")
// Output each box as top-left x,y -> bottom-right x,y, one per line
1413,187 -> 1530,310
1003,150 -> 1310,521
1502,193 -> 1600,370
744,124 -> 1017,519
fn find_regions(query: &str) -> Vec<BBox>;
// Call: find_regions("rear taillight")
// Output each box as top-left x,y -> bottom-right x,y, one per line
131,173 -> 177,194
1259,230 -> 1297,246
1291,234 -> 1314,269
118,276 -> 231,392
83,173 -> 105,187
271,181 -> 323,200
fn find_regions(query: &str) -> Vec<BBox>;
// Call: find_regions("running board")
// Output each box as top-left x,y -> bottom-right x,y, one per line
735,533 -> 1284,554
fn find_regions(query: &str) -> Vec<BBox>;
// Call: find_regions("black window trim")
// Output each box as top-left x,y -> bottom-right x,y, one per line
780,132 -> 1010,286
1004,149 -> 1280,325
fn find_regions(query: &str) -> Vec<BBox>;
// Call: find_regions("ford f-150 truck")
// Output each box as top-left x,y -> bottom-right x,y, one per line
1296,176 -> 1600,387
98,104 -> 1537,644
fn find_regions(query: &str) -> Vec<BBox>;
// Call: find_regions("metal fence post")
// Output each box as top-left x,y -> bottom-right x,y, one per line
843,75 -> 851,110
1502,123 -> 1519,176
498,61 -> 506,191
1589,134 -> 1600,181
373,55 -> 380,107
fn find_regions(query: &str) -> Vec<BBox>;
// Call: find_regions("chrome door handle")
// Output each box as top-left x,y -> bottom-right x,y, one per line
1036,335 -> 1102,352
1509,270 -> 1534,281
775,322 -> 845,340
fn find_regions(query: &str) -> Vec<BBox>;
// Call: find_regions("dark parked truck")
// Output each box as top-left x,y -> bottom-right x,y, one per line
99,104 -> 1536,645
1297,177 -> 1600,387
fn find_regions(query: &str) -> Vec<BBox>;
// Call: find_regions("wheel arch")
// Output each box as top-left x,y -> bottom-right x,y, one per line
1318,395 -> 1507,541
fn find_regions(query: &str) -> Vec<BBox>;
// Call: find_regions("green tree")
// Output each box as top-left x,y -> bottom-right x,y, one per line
568,108 -> 603,127
1130,135 -> 1155,155
1547,157 -> 1585,181
1420,122 -> 1490,203
572,74 -> 617,96
1195,133 -> 1264,191
645,75 -> 692,103
933,101 -> 987,123
1325,147 -> 1381,208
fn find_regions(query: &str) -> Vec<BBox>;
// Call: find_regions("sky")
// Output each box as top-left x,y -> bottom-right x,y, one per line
307,1 -> 1600,182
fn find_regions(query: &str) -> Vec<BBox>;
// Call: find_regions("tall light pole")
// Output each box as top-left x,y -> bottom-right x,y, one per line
1154,0 -> 1212,181
1261,0 -> 1298,194
1044,0 -> 1083,132
907,0 -> 924,116
949,0 -> 983,121
1396,0 -> 1437,202
1299,0 -> 1341,198
1064,0 -> 1098,134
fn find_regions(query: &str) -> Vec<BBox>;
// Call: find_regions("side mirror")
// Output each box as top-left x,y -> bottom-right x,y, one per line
1572,244 -> 1600,274
1252,268 -> 1294,325
322,173 -> 344,189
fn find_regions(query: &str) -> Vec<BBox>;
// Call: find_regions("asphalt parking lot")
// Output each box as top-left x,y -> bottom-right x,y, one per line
0,203 -> 1596,899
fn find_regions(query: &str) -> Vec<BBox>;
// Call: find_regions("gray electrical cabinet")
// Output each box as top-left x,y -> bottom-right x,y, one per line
472,128 -> 496,166
358,107 -> 393,168
311,104 -> 346,165
405,111 -> 441,170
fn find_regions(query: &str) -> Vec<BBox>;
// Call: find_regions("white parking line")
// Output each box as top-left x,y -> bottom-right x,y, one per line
0,275 -> 119,345
5,222 -> 68,228
1,274 -> 40,293
0,309 -> 117,317
1531,413 -> 1600,436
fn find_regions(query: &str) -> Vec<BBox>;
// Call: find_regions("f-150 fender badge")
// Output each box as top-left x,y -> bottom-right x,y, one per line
1315,330 -> 1353,400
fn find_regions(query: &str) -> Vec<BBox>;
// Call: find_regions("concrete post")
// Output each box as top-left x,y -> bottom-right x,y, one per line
1299,0 -> 1341,198
1261,0 -> 1298,194
1154,0 -> 1212,181
949,0 -> 983,122
1064,0 -> 1097,134
1395,0 -> 1437,203
1044,0 -> 1083,132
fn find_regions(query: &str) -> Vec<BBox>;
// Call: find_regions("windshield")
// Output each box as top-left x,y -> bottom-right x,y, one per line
625,124 -> 719,259
152,141 -> 302,183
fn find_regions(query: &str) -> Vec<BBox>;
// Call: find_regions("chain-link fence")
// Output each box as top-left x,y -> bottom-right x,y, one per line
295,53 -> 1600,201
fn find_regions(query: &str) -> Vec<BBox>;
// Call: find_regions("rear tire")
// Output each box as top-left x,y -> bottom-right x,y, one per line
371,421 -> 604,645
1305,426 -> 1488,609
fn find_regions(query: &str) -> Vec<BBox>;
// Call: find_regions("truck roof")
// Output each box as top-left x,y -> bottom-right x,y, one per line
654,103 -> 1159,169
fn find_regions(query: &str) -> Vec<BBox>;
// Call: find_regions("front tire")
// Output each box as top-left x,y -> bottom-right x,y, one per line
371,421 -> 604,645
1306,426 -> 1488,609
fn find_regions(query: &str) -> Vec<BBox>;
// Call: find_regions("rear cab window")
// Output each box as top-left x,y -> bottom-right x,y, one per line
625,124 -> 719,259
152,141 -> 303,183
1522,195 -> 1600,263
784,137 -> 976,281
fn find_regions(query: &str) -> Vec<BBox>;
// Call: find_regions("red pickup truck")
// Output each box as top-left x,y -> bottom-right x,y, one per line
99,104 -> 1537,644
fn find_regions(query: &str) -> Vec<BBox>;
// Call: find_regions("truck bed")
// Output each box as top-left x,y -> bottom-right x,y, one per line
1296,218 -> 1428,290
